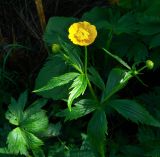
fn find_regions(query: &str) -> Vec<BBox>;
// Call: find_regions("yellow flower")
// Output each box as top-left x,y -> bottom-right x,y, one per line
68,21 -> 97,46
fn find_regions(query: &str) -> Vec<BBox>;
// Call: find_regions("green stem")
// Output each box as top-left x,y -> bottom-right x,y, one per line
84,46 -> 98,102
137,65 -> 147,73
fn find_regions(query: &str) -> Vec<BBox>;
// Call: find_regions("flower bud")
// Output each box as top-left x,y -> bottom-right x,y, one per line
52,44 -> 61,53
146,60 -> 154,70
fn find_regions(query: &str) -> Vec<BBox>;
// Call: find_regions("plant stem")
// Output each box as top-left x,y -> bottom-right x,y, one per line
84,46 -> 98,102
34,0 -> 46,32
137,65 -> 147,73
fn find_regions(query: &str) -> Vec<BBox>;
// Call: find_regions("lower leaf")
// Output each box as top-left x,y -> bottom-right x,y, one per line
87,110 -> 108,157
109,99 -> 160,127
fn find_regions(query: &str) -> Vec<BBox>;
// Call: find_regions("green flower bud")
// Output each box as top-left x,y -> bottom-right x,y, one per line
146,60 -> 154,70
52,44 -> 61,53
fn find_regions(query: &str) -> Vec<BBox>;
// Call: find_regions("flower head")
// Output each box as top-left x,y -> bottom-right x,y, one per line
68,21 -> 97,46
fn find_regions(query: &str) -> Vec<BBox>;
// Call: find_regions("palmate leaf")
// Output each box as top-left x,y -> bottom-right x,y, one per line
109,99 -> 160,127
101,68 -> 132,103
20,99 -> 49,134
5,98 -> 19,126
21,110 -> 48,134
17,91 -> 28,112
24,131 -> 43,149
24,98 -> 48,117
5,93 -> 48,155
7,127 -> 28,155
7,128 -> 44,156
5,91 -> 28,126
56,99 -> 96,121
34,72 -> 79,93
87,110 -> 108,157
68,74 -> 87,111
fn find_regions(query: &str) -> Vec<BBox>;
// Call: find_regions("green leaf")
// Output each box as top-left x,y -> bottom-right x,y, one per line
41,122 -> 62,137
120,145 -> 145,157
59,38 -> 83,73
87,110 -> 107,157
146,149 -> 160,157
144,0 -> 160,16
5,98 -> 19,125
17,91 -> 28,112
109,99 -> 160,127
138,127 -> 156,143
5,93 -> 48,155
118,0 -> 132,9
70,149 -> 95,157
56,99 -> 96,121
137,15 -> 160,35
127,41 -> 148,62
68,74 -> 87,111
82,7 -> 137,34
21,110 -> 48,134
44,17 -> 77,45
32,148 -> 45,157
0,147 -> 11,154
150,51 -> 160,70
35,55 -> 69,100
5,91 -> 27,126
24,98 -> 48,117
101,68 -> 132,102
34,72 -> 79,92
7,127 -> 28,155
150,34 -> 160,48
114,12 -> 137,34
88,67 -> 105,91
111,35 -> 148,62
82,7 -> 110,28
24,131 -> 43,149
20,99 -> 48,134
